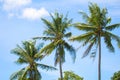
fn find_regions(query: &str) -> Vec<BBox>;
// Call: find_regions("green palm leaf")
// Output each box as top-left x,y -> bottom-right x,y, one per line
33,67 -> 42,80
63,41 -> 76,62
41,18 -> 55,32
33,36 -> 55,41
79,11 -> 89,23
102,31 -> 115,52
10,68 -> 25,80
82,39 -> 95,58
19,66 -> 30,80
105,23 -> 120,31
74,23 -> 97,31
37,63 -> 57,71
64,32 -> 72,38
70,31 -> 94,42
11,45 -> 32,63
103,31 -> 120,48
38,42 -> 56,56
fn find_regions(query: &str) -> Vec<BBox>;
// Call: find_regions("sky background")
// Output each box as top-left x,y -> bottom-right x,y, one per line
0,0 -> 120,80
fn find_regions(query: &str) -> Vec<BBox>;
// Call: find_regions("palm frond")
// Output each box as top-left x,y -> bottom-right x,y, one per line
102,31 -> 114,52
36,42 -> 55,57
22,41 -> 32,56
74,23 -> 97,31
36,42 -> 44,52
70,31 -> 94,42
105,23 -> 120,31
54,51 -> 61,66
103,31 -> 120,48
34,68 -> 42,80
106,17 -> 111,24
82,35 -> 94,46
50,12 -> 61,32
88,3 -> 101,26
82,36 -> 97,58
33,36 -> 55,41
51,12 -> 72,34
79,11 -> 89,23
64,32 -> 72,38
19,66 -> 30,80
61,18 -> 72,33
82,41 -> 94,58
43,30 -> 56,36
63,41 -> 76,62
22,41 -> 37,58
100,8 -> 108,27
35,53 -> 45,61
11,45 -> 32,63
90,43 -> 98,61
37,63 -> 57,71
41,18 -> 55,32
15,57 -> 28,64
10,68 -> 25,80
54,45 -> 65,66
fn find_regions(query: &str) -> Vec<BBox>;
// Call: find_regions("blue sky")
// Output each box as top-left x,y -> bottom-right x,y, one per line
0,0 -> 120,80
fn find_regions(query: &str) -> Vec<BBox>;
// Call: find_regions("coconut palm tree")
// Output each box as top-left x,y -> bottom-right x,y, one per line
111,70 -> 120,80
33,12 -> 76,80
58,71 -> 83,80
10,40 -> 57,80
70,3 -> 120,80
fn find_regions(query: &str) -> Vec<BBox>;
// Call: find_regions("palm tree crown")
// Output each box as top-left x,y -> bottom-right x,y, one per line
70,3 -> 120,80
10,40 -> 57,80
34,12 -> 76,80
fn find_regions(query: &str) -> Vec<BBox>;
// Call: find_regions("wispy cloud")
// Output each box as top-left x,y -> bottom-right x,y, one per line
2,0 -> 31,11
20,7 -> 49,20
0,0 -> 49,20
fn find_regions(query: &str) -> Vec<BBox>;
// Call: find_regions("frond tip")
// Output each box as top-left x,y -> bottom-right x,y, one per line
37,63 -> 57,71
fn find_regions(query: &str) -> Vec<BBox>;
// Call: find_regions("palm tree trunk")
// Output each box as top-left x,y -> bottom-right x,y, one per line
98,34 -> 101,80
30,65 -> 34,80
30,70 -> 33,80
59,59 -> 63,80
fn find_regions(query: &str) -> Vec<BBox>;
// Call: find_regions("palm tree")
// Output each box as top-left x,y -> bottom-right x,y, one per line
10,40 -> 57,80
70,3 -> 120,80
58,71 -> 83,80
33,12 -> 76,80
111,70 -> 120,80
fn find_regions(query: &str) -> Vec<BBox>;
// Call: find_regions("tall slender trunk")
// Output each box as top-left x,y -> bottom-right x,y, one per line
59,59 -> 63,80
30,65 -> 34,80
30,70 -> 33,80
98,33 -> 101,80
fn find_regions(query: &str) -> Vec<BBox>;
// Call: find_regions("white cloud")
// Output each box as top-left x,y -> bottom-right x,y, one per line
3,0 -> 31,11
1,0 -> 49,20
20,7 -> 49,20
